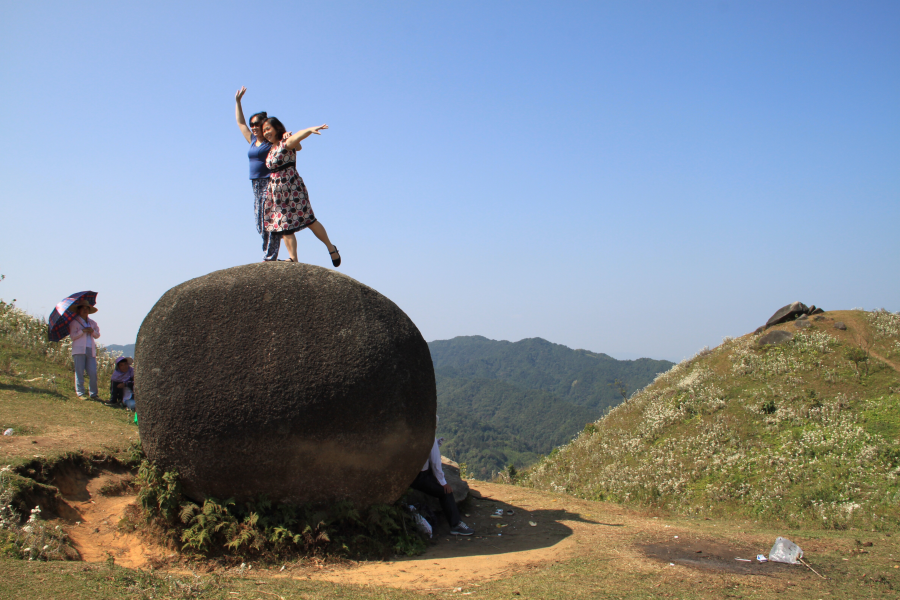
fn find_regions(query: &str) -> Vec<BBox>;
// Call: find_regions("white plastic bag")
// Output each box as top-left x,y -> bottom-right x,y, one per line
408,506 -> 432,538
412,513 -> 432,538
769,537 -> 803,564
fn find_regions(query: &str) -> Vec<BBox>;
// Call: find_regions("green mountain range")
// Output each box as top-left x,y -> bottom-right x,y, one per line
429,336 -> 674,479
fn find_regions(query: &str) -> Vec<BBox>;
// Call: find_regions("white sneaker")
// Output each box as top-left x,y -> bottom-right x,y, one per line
450,521 -> 474,536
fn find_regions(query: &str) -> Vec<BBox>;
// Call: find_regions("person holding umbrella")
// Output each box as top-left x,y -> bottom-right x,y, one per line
69,301 -> 102,399
48,291 -> 102,400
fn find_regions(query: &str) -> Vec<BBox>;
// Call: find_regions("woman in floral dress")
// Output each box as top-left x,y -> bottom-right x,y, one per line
261,117 -> 340,266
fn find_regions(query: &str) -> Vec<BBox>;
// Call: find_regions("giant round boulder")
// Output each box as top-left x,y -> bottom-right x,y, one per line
135,263 -> 436,506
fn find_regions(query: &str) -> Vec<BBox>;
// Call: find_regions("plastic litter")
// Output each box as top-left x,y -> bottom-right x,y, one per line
769,537 -> 803,564
528,521 -> 537,527
3,428 -> 13,436
505,509 -> 514,515
756,554 -> 768,562
408,506 -> 432,538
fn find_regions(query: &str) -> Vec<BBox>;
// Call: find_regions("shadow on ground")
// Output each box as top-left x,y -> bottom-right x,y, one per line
0,382 -> 68,400
412,488 -> 607,560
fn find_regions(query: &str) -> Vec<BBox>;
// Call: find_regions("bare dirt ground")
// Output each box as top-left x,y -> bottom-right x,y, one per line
52,475 -> 810,592
0,424 -> 135,463
54,469 -> 167,569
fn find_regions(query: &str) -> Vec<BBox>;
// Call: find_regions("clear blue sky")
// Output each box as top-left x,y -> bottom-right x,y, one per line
1,1 -> 898,361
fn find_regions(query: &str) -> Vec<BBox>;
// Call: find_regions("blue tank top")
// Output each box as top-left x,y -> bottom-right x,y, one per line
248,135 -> 272,180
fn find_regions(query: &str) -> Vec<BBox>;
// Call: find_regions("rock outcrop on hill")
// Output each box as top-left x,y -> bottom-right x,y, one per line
754,301 -> 826,334
135,263 -> 436,506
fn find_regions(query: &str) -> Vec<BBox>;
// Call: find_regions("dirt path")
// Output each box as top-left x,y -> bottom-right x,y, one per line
54,476 -> 790,591
311,483 -> 791,590
56,470 -> 167,568
868,348 -> 900,373
314,483 -> 617,589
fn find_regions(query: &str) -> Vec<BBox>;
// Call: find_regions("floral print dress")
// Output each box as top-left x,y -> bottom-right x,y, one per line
263,141 -> 317,234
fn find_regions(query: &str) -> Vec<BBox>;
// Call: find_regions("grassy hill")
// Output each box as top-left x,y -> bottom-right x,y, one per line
429,336 -> 674,478
3,299 -> 900,598
0,300 -> 137,468
522,310 -> 900,530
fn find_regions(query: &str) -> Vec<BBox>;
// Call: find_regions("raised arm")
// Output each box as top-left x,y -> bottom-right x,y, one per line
235,87 -> 252,144
283,124 -> 328,150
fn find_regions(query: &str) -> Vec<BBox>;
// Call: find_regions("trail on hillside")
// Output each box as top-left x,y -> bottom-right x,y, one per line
52,475 -> 818,591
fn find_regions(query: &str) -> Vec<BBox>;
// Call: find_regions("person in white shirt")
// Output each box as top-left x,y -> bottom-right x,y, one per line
68,301 -> 101,400
410,417 -> 473,536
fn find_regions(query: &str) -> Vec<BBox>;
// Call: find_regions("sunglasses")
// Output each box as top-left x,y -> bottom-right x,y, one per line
249,121 -> 263,128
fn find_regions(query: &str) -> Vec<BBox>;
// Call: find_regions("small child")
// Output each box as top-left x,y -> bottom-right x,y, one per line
109,357 -> 135,410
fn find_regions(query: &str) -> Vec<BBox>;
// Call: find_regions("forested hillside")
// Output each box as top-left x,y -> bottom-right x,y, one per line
430,336 -> 674,478
431,336 -> 673,409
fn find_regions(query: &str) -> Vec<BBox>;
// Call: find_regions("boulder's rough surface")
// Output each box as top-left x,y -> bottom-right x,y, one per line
765,302 -> 810,327
135,263 -> 436,506
757,330 -> 794,347
834,322 -> 847,331
794,319 -> 811,329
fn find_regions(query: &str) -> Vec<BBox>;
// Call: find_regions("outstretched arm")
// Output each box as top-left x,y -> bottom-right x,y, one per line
235,87 -> 252,144
283,124 -> 328,150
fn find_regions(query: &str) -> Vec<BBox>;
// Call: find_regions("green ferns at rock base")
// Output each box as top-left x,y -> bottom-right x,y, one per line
133,460 -> 427,561
523,310 -> 900,530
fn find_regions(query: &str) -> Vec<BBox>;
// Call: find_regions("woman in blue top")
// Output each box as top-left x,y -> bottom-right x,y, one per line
235,87 -> 280,261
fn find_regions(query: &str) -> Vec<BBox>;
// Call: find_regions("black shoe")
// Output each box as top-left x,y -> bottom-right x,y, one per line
329,247 -> 341,267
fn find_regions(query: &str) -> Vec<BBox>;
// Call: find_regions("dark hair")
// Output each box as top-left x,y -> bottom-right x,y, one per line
248,111 -> 268,126
263,117 -> 287,141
